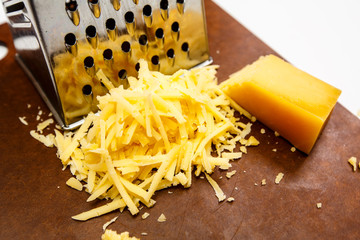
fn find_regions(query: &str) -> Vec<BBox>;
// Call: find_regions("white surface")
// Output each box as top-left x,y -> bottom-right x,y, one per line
0,1 -> 359,116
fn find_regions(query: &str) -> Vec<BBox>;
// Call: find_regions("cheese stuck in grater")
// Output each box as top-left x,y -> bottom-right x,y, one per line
4,0 -> 212,129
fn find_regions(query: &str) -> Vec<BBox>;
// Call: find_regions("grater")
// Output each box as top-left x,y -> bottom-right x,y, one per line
3,0 -> 212,129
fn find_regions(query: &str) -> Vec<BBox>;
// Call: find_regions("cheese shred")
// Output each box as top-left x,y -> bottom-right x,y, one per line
46,60 -> 258,220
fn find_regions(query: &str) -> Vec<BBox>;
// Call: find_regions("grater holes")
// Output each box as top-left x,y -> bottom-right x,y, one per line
84,56 -> 94,68
160,0 -> 168,10
135,62 -> 140,72
111,0 -> 120,11
166,48 -> 175,66
181,42 -> 189,52
151,55 -> 160,65
64,33 -> 78,56
82,85 -> 92,95
125,11 -> 135,24
65,33 -> 76,46
86,25 -> 98,48
65,0 -> 80,26
121,41 -> 131,53
171,22 -> 180,32
167,48 -> 175,59
139,34 -> 148,46
176,0 -> 185,14
143,5 -> 152,17
118,69 -> 130,89
84,56 -> 95,76
155,28 -> 164,48
106,18 -> 116,30
86,25 -> 97,38
155,28 -> 164,39
160,0 -> 169,21
118,69 -> 127,79
65,0 -> 78,12
171,21 -> 180,41
143,5 -> 152,27
125,11 -> 136,35
103,49 -> 113,60
106,18 -> 117,41
88,0 -> 101,18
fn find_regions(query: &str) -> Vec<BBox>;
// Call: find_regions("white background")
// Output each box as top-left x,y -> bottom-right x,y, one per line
0,1 -> 359,117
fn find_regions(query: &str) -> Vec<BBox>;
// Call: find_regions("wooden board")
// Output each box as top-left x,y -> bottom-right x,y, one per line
1,1 -> 360,239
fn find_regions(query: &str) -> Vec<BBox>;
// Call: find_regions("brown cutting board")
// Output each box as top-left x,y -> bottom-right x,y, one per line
1,1 -> 360,239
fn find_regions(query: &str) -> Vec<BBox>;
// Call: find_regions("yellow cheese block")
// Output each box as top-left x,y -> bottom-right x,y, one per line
220,54 -> 341,154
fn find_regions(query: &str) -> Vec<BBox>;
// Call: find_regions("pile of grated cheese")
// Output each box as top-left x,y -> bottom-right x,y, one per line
52,59 -> 259,221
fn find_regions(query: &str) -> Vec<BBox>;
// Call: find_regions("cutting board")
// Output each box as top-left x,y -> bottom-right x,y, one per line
1,1 -> 360,239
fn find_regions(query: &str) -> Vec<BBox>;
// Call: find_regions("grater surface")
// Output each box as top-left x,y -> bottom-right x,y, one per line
3,0 -> 212,129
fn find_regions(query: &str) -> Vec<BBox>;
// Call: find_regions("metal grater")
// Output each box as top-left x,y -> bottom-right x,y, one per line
3,0 -> 212,129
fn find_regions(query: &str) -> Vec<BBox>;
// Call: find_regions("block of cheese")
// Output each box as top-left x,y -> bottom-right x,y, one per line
220,54 -> 341,154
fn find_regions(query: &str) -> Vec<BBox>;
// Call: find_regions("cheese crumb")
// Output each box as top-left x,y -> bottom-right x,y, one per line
254,183 -> 258,186
37,118 -> 54,133
141,233 -> 148,236
19,117 -> 28,126
234,187 -> 238,190
226,170 -> 236,179
157,213 -> 166,222
275,173 -> 284,184
251,116 -> 256,122
274,131 -> 280,137
66,177 -> 83,191
348,157 -> 357,171
272,148 -> 277,152
101,229 -> 139,240
227,197 -> 235,202
36,115 -> 40,121
240,146 -> 247,154
291,147 -> 296,152
27,104 -> 31,108
30,130 -> 55,147
142,212 -> 150,220
38,110 -> 43,116
260,128 -> 265,134
261,179 -> 266,186
316,203 -> 322,209
102,216 -> 118,231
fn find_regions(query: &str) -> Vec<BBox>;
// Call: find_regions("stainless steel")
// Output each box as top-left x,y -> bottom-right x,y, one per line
3,0 -> 212,129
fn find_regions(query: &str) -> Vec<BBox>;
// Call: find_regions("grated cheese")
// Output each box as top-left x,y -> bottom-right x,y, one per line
19,116 -> 28,126
157,213 -> 166,222
348,157 -> 357,172
226,170 -> 236,179
101,229 -> 139,240
141,212 -> 150,220
30,130 -> 55,147
227,197 -> 235,202
102,216 -> 118,231
37,118 -> 54,133
261,179 -> 266,186
290,147 -> 296,152
275,173 -> 284,184
34,60 -> 259,220
205,173 -> 226,202
66,177 -> 83,191
316,203 -> 322,209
